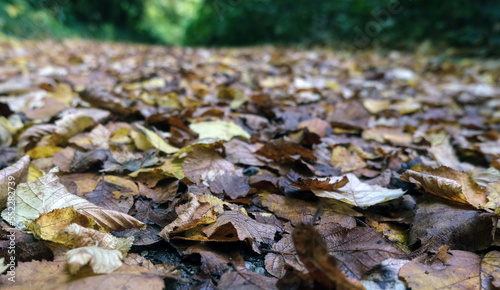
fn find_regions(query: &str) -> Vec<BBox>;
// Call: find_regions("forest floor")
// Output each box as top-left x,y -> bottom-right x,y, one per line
1,38 -> 500,289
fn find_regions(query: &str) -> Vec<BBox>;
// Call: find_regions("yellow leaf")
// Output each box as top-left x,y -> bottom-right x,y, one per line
28,163 -> 44,182
131,124 -> 179,154
26,146 -> 62,158
24,207 -> 103,244
189,120 -> 250,141
47,83 -> 74,106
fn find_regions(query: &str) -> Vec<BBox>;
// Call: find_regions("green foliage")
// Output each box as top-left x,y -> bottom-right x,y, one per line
185,0 -> 500,53
0,0 -> 498,53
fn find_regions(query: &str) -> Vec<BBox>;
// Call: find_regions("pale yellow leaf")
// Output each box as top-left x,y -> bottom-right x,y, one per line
131,123 -> 179,154
189,120 -> 250,141
66,246 -> 123,274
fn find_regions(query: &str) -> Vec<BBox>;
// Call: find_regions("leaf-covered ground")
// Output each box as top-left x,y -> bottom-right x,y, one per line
1,39 -> 500,289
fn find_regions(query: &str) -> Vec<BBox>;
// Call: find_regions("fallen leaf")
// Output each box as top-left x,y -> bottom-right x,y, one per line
0,260 -> 165,290
189,120 -> 250,141
330,146 -> 367,173
401,164 -> 487,208
292,223 -> 366,289
312,173 -> 406,208
408,198 -> 496,252
0,155 -> 29,209
202,210 -> 277,253
66,246 -> 123,274
265,234 -> 306,278
258,193 -> 359,228
217,264 -> 278,290
131,123 -> 179,154
398,250 -> 497,289
1,167 -> 145,231
297,118 -> 331,137
320,225 -> 405,279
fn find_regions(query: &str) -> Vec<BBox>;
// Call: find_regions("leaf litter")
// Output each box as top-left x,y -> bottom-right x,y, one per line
0,39 -> 500,288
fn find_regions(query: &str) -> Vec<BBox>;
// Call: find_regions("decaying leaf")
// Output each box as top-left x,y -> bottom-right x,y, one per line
217,264 -> 278,290
159,193 -> 222,240
258,193 -> 359,228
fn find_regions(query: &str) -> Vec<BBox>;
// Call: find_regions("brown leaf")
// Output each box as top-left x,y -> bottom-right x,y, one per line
297,118 -> 331,137
399,250 -> 482,289
184,243 -> 244,275
330,146 -> 366,173
401,164 -> 488,209
0,260 -> 165,290
292,223 -> 366,289
258,193 -> 359,228
202,210 -> 277,253
328,101 -> 370,130
320,225 -> 405,279
218,265 -> 278,290
265,234 -> 305,278
408,198 -> 497,252
291,175 -> 349,191
255,140 -> 317,164
84,179 -> 135,213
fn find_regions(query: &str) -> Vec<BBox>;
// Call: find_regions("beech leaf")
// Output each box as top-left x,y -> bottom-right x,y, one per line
1,167 -> 145,231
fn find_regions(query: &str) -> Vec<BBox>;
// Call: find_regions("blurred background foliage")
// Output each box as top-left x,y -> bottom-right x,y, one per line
0,0 -> 499,54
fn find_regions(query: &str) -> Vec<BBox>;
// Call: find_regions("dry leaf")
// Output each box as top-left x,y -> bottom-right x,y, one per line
0,260 -> 164,289
399,250 -> 487,289
66,246 -> 123,274
189,120 -> 250,141
0,155 -> 29,209
312,173 -> 406,208
131,123 -> 179,154
202,210 -> 277,253
292,223 -> 366,289
401,164 -> 487,208
1,167 -> 145,231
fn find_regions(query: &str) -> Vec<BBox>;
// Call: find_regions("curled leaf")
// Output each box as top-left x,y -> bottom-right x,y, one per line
66,246 -> 123,274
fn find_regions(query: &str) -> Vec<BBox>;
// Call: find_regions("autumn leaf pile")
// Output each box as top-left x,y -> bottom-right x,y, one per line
1,39 -> 500,289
